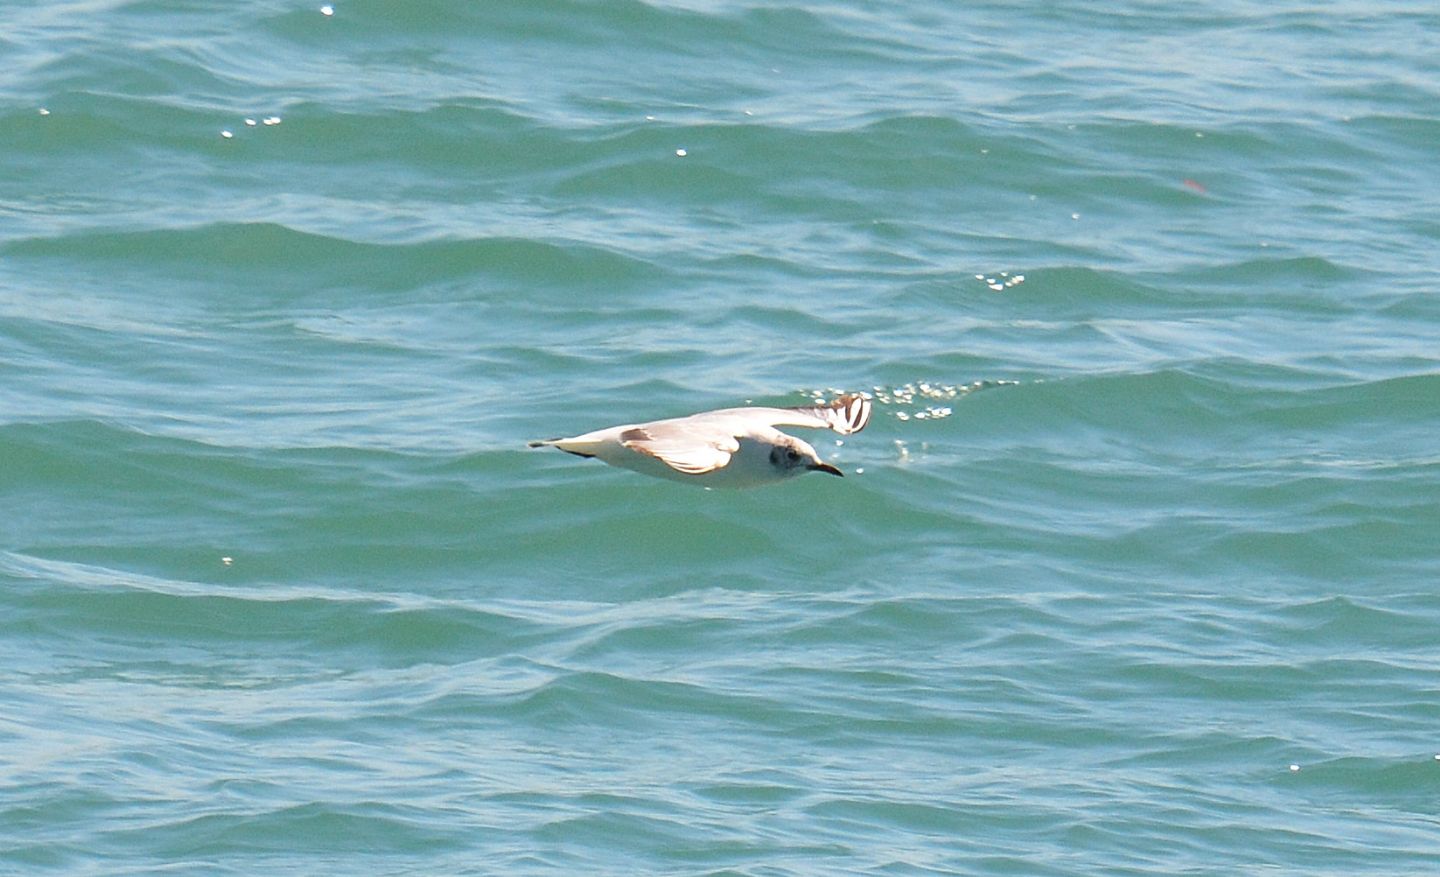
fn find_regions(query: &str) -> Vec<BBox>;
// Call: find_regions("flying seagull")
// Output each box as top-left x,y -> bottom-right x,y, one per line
528,394 -> 872,488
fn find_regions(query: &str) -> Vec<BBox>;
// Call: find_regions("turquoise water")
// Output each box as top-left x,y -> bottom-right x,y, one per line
4,1 -> 1439,873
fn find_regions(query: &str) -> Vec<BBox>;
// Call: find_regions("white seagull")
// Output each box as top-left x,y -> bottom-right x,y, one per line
528,394 -> 872,488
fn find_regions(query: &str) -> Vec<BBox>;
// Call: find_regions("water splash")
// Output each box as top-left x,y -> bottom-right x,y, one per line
804,380 -> 1018,422
974,271 -> 1026,292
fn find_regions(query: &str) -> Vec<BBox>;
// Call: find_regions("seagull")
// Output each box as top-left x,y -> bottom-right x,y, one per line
528,394 -> 872,488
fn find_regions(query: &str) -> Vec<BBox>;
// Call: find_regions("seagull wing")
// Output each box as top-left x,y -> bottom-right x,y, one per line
717,393 -> 872,435
619,424 -> 741,475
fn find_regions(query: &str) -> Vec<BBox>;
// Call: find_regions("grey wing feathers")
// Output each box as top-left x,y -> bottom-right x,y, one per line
773,393 -> 872,435
620,426 -> 740,474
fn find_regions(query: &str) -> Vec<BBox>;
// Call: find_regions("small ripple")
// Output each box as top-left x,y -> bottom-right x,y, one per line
2,222 -> 660,295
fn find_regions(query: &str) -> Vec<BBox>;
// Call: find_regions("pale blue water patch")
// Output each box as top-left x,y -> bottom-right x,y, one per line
3,0 -> 1440,874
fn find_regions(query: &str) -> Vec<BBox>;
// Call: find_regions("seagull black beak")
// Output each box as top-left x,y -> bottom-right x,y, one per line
809,462 -> 844,477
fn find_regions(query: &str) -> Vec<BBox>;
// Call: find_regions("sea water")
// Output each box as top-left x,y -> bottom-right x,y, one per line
2,2 -> 1438,874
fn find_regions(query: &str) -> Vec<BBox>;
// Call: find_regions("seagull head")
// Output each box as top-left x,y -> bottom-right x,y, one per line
768,435 -> 843,478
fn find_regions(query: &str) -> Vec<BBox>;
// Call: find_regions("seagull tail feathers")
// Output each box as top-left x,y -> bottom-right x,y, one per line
527,437 -> 598,459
